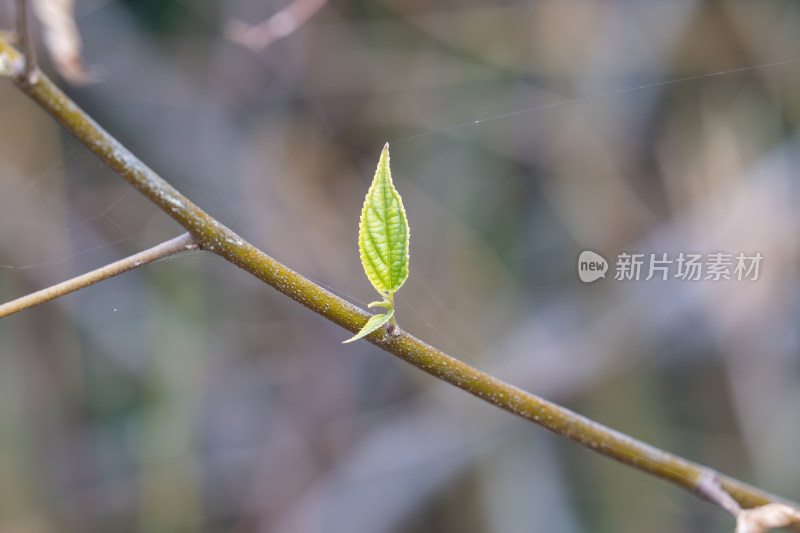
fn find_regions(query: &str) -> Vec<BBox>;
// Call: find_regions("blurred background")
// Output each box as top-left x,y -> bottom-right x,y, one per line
0,1 -> 799,532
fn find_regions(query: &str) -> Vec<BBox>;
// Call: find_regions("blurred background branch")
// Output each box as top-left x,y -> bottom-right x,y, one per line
225,0 -> 328,52
31,0 -> 100,83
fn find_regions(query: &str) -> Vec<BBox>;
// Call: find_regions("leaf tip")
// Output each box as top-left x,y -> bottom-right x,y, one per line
383,141 -> 390,152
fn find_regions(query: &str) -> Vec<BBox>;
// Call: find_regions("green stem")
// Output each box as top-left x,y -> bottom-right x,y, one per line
387,292 -> 397,329
0,36 -> 797,521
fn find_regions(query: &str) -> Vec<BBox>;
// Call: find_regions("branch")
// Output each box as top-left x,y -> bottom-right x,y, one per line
225,0 -> 328,51
16,0 -> 36,81
0,233 -> 197,319
0,36 -> 797,521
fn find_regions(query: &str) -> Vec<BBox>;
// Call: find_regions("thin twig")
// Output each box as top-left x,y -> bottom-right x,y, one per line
225,0 -> 328,51
0,233 -> 197,319
16,0 -> 36,82
0,36 -> 797,523
697,473 -> 744,517
697,474 -> 800,533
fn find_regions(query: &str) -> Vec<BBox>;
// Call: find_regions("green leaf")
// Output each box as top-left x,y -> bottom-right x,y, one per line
342,143 -> 410,345
342,310 -> 394,344
358,143 -> 409,296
